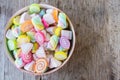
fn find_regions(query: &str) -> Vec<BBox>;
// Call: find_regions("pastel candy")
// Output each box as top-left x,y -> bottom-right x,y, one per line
27,31 -> 36,42
46,27 -> 56,34
21,52 -> 33,63
47,35 -> 58,50
30,13 -> 37,18
46,9 -> 53,14
32,42 -> 39,53
12,27 -> 21,37
55,45 -> 65,52
43,13 -> 55,25
52,9 -> 58,22
29,4 -> 40,14
34,58 -> 48,73
41,30 -> 50,41
13,49 -> 21,59
60,37 -> 70,50
20,20 -> 34,33
49,57 -> 62,68
32,15 -> 44,31
35,32 -> 45,45
20,12 -> 31,24
17,35 -> 30,47
54,51 -> 67,60
6,29 -> 16,39
24,61 -> 35,72
35,46 -> 46,58
33,54 -> 39,61
20,43 -> 33,54
54,27 -> 62,36
61,30 -> 72,40
7,39 -> 17,51
15,58 -> 25,68
57,13 -> 68,29
39,9 -> 45,17
42,18 -> 49,28
13,16 -> 20,25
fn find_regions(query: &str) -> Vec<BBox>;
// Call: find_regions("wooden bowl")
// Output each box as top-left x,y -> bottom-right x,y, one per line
4,4 -> 76,75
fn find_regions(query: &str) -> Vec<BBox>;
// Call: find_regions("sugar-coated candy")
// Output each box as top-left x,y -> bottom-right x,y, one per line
54,27 -> 62,36
17,35 -> 30,47
61,30 -> 72,40
54,51 -> 67,60
13,16 -> 20,25
32,15 -> 44,31
21,52 -> 33,63
13,49 -> 21,59
57,13 -> 68,29
42,18 -> 49,28
27,31 -> 36,42
46,9 -> 53,14
6,29 -> 16,39
15,58 -> 25,68
35,46 -> 46,58
12,27 -> 21,37
52,9 -> 58,22
30,13 -> 37,18
20,12 -> 31,24
49,57 -> 62,68
41,30 -> 50,41
20,20 -> 34,33
35,31 -> 45,45
55,45 -> 65,52
46,27 -> 56,34
20,43 -> 33,54
39,9 -> 45,17
32,42 -> 39,53
47,35 -> 58,50
7,39 -> 17,51
60,37 -> 70,50
43,13 -> 55,24
33,54 -> 39,61
24,61 -> 35,72
29,4 -> 40,14
34,58 -> 48,73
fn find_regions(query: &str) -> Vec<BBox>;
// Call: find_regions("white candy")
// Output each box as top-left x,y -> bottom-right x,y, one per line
24,61 -> 35,72
46,27 -> 55,34
6,29 -> 16,39
20,12 -> 31,24
46,33 -> 50,41
33,54 -> 39,61
46,9 -> 53,14
12,27 -> 21,37
21,43 -> 33,54
43,14 -> 55,24
30,13 -> 37,18
15,58 -> 25,68
61,30 -> 72,40
49,57 -> 62,68
35,46 -> 46,58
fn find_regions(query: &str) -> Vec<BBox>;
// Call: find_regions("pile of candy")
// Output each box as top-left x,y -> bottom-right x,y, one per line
6,4 -> 72,74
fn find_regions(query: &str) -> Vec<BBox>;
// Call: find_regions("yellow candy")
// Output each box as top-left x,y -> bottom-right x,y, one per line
32,42 -> 39,53
17,35 -> 30,47
13,16 -> 20,25
54,27 -> 62,36
54,51 -> 67,60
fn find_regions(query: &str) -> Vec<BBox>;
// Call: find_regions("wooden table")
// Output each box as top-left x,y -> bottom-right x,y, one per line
0,0 -> 120,80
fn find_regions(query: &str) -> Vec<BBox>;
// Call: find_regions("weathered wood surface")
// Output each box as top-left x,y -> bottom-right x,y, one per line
0,0 -> 120,80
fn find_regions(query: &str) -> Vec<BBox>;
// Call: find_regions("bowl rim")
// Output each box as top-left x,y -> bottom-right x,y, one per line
4,3 -> 76,76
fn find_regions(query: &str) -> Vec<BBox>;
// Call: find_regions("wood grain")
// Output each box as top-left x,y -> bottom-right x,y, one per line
0,0 -> 120,80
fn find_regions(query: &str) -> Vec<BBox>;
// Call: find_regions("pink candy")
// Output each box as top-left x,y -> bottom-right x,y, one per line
42,18 -> 49,28
21,52 -> 33,63
35,31 -> 45,45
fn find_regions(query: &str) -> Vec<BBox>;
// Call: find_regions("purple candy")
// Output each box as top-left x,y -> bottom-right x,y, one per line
60,37 -> 70,50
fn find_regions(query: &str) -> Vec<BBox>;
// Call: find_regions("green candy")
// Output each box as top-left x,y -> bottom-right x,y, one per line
29,4 -> 40,14
27,31 -> 35,42
7,39 -> 17,51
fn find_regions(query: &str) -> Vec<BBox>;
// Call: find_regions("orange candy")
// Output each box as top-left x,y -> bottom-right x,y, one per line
52,9 -> 58,22
20,20 -> 34,33
34,58 -> 48,73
